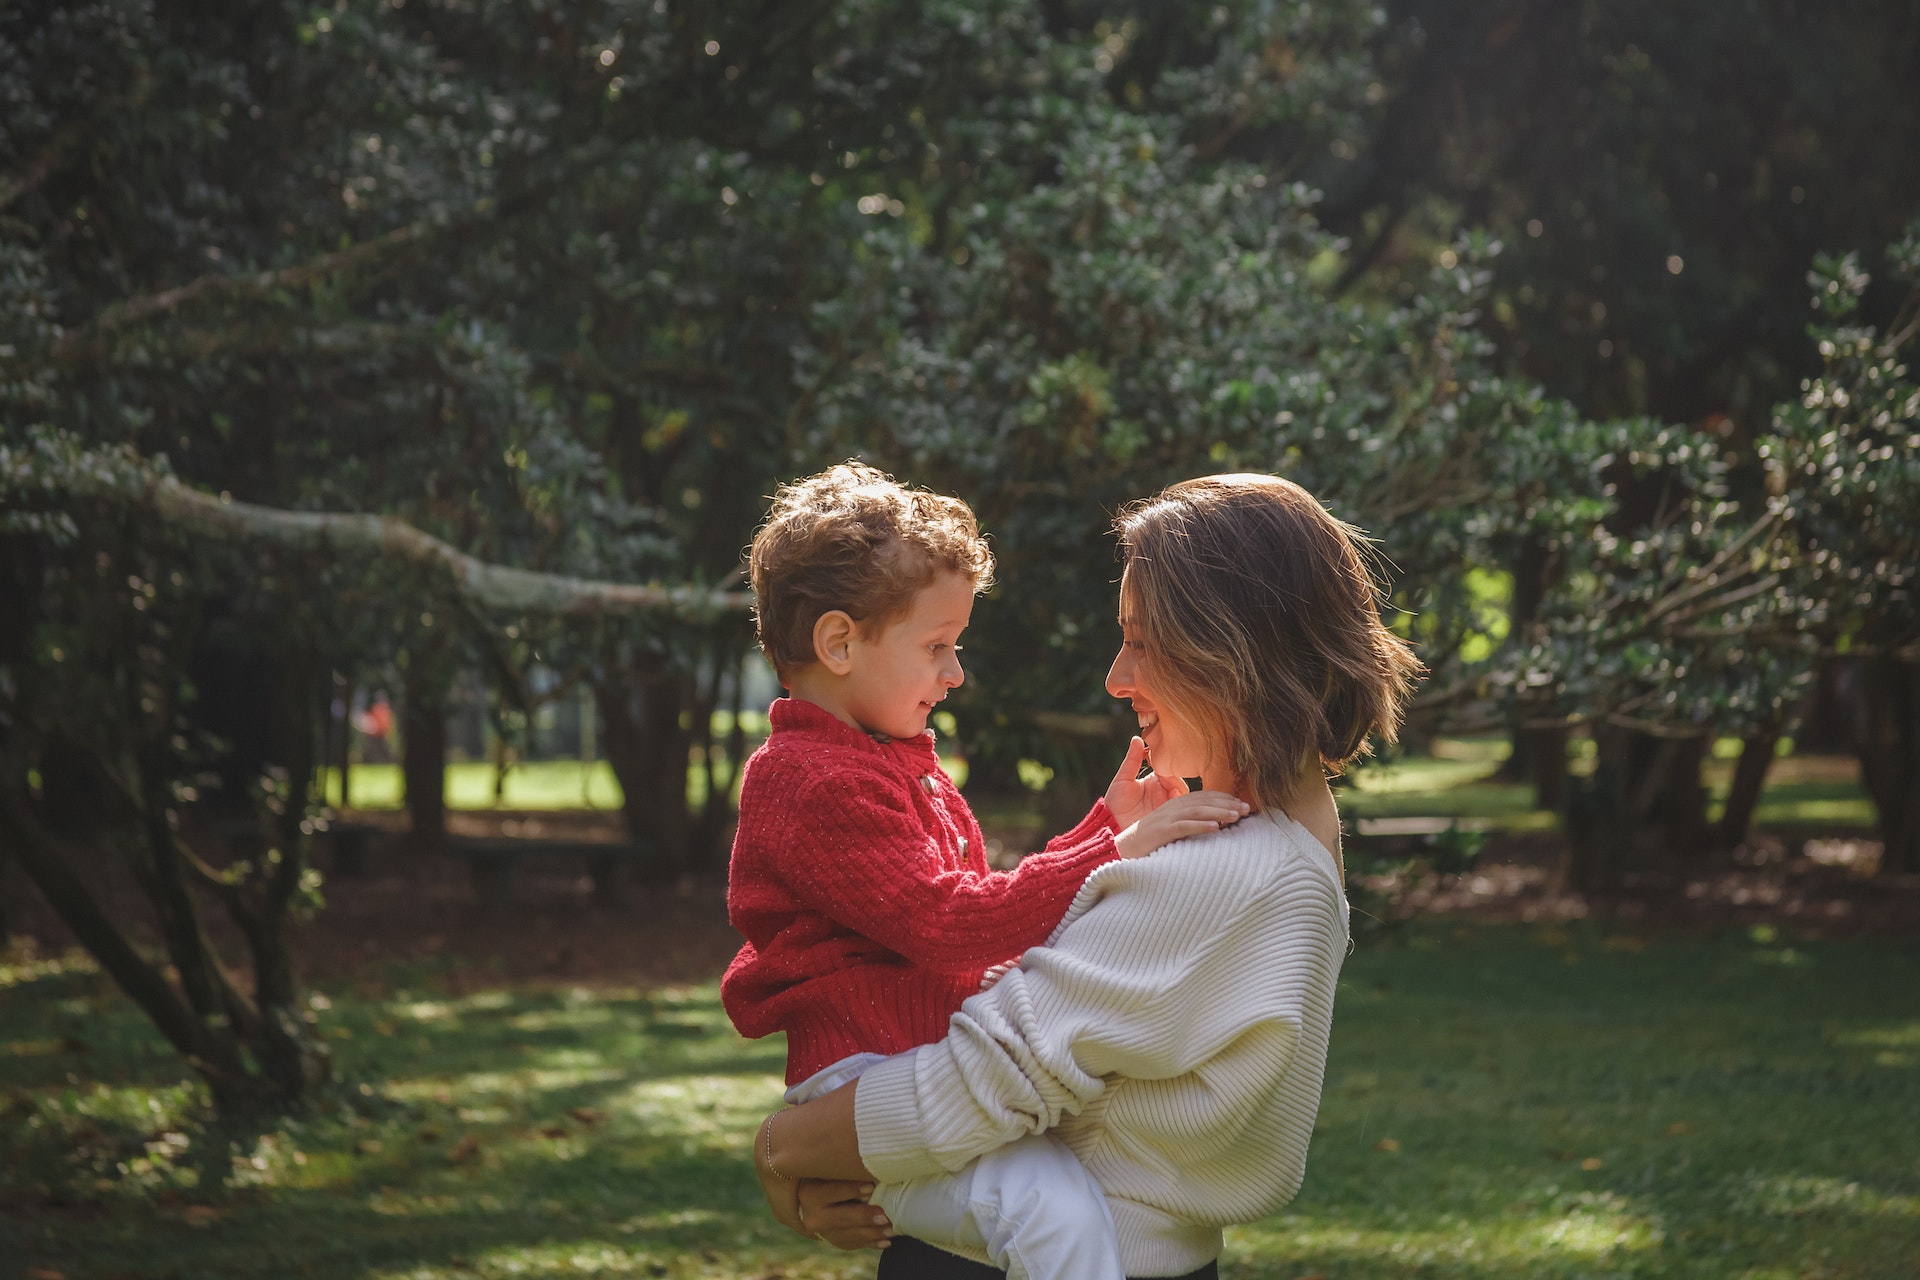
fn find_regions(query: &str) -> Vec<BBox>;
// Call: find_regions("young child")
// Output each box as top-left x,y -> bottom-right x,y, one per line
722,462 -> 1248,1280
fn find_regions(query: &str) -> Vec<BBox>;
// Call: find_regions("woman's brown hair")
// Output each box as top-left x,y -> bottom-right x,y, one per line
1115,473 -> 1425,812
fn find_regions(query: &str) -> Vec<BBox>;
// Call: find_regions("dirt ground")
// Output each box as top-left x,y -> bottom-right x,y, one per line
4,809 -> 1915,991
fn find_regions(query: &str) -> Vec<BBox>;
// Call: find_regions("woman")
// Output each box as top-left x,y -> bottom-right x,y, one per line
755,474 -> 1424,1279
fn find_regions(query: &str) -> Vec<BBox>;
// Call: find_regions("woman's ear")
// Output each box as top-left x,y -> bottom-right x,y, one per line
812,611 -> 857,675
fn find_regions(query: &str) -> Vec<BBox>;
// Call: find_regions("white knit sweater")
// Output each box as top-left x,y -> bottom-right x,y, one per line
854,810 -> 1349,1278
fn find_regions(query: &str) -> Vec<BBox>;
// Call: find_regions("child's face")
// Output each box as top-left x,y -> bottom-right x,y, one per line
842,571 -> 975,740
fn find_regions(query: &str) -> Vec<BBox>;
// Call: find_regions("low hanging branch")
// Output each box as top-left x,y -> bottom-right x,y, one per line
12,452 -> 754,617
144,479 -> 754,618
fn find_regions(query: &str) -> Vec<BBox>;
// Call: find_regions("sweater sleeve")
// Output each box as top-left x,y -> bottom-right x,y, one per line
853,843 -> 1341,1182
777,768 -> 1119,974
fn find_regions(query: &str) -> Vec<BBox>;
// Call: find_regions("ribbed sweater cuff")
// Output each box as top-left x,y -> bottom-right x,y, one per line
1052,798 -> 1120,848
853,1051 -> 953,1183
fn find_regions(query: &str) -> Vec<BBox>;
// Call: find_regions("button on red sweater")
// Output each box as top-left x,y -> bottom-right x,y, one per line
722,697 -> 1123,1084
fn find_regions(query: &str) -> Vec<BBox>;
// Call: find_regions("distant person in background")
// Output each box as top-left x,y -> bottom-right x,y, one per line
753,474 -> 1425,1280
722,462 -> 1250,1280
353,696 -> 394,765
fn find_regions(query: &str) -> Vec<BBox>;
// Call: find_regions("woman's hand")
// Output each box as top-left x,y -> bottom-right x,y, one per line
753,1090 -> 881,1240
755,1114 -> 807,1237
1104,735 -> 1190,828
797,1178 -> 894,1251
1114,788 -> 1250,859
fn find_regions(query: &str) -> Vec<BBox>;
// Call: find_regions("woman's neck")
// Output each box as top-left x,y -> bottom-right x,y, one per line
1226,768 -> 1342,882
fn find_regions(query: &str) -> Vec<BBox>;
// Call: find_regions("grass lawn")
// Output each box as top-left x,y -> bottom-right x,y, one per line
338,739 -> 1878,844
5,924 -> 1916,1279
1340,739 -> 1876,833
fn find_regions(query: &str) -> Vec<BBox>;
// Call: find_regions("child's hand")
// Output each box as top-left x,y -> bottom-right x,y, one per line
1104,735 -> 1192,829
979,960 -> 1018,990
1113,789 -> 1250,859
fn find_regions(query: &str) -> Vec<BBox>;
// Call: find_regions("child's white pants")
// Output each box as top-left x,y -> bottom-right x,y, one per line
788,1053 -> 1124,1280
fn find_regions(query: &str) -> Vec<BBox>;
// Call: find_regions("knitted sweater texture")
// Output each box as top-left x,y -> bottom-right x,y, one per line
852,811 -> 1349,1278
722,697 -> 1122,1084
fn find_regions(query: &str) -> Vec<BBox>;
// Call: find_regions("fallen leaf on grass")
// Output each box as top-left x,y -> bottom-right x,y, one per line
1580,1157 -> 1604,1171
568,1107 -> 607,1127
356,1139 -> 384,1155
447,1134 -> 481,1164
27,1268 -> 67,1279
1373,1137 -> 1400,1152
540,1125 -> 569,1140
1666,1121 -> 1693,1136
183,1205 -> 222,1226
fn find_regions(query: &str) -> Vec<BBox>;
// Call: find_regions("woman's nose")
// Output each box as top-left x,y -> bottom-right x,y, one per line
1105,646 -> 1132,698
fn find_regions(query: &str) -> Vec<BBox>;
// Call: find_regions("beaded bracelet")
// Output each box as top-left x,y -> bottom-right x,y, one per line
761,1112 -> 791,1181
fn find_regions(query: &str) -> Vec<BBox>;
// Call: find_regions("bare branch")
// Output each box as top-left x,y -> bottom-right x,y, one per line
0,121 -> 82,211
50,222 -> 431,363
97,476 -> 754,617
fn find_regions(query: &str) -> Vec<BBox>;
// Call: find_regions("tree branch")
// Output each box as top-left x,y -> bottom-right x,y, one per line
55,472 -> 754,617
0,121 -> 83,211
49,222 -> 431,363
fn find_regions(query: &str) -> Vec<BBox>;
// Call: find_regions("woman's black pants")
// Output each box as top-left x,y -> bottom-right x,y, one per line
875,1234 -> 1219,1279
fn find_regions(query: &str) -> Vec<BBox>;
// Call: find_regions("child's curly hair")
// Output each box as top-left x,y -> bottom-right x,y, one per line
749,461 -> 994,677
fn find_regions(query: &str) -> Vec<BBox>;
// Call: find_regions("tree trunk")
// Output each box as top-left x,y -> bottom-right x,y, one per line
598,668 -> 693,882
1648,734 -> 1710,859
1855,656 -> 1920,875
1511,725 -> 1567,812
689,648 -> 750,878
0,837 -> 15,944
402,675 -> 448,850
1563,725 -> 1633,894
0,777 -> 326,1119
1714,731 -> 1779,850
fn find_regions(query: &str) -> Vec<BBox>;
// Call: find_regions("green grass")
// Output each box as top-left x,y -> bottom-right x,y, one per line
323,753 -> 964,813
5,926 -> 1916,1279
324,761 -> 628,811
1339,738 -> 1877,833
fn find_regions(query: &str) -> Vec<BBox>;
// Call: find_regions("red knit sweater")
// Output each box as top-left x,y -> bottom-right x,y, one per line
722,697 -> 1122,1084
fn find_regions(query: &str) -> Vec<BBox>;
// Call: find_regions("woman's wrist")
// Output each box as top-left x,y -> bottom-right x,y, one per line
759,1112 -> 792,1182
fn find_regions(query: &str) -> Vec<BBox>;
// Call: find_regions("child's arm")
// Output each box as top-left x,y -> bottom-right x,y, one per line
780,767 -> 1246,972
777,769 -> 1107,972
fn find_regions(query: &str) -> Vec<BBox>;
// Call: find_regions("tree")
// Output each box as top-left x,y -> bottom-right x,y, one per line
1758,224 -> 1920,872
0,428 -> 748,1118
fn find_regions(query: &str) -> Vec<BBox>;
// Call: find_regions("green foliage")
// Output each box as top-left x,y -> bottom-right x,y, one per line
1337,0 -> 1920,429
1760,223 -> 1920,657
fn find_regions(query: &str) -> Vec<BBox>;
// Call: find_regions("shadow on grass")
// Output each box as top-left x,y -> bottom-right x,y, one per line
5,927 -> 1918,1279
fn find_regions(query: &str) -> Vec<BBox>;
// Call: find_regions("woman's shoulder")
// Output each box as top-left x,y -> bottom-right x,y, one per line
1144,810 -> 1338,886
1065,811 -> 1343,933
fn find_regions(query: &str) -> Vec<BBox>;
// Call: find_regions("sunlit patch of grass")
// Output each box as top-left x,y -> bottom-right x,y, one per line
326,761 -> 627,811
5,930 -> 1917,1278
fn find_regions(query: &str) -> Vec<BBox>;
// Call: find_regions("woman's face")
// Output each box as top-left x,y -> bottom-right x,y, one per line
1105,594 -> 1214,783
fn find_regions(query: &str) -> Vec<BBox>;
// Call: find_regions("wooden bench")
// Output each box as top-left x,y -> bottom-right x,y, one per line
444,835 -> 654,908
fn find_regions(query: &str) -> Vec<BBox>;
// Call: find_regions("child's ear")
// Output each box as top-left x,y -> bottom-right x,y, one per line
812,610 -> 857,675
